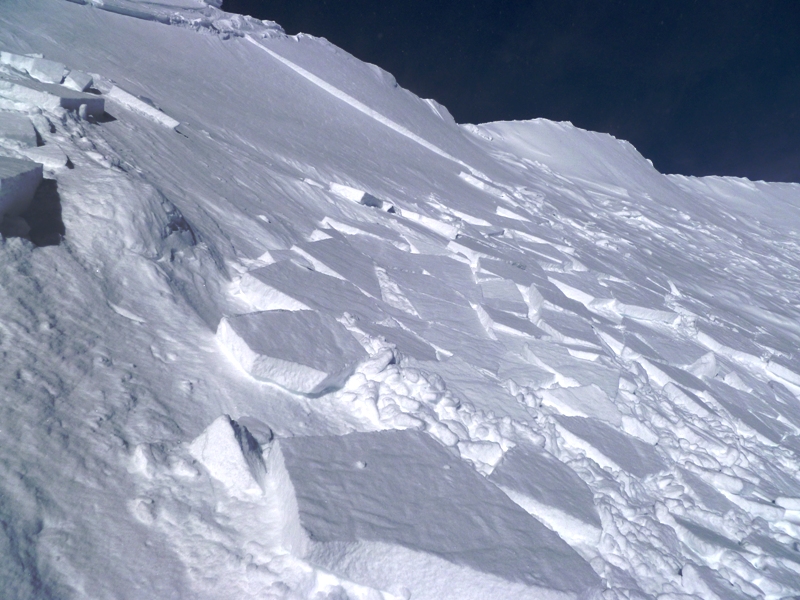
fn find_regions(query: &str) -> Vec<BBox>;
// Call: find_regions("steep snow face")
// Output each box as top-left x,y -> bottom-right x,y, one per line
1,0 -> 800,598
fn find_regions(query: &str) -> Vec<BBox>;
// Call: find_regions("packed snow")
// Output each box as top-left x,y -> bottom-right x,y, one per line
1,0 -> 800,598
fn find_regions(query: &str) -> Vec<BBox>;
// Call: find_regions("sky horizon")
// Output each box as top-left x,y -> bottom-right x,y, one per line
223,0 -> 800,184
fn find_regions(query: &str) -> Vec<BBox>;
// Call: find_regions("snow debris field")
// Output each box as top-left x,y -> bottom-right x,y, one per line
1,1 -> 800,598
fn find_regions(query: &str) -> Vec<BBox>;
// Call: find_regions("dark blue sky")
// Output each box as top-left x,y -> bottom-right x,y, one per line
223,1 -> 800,183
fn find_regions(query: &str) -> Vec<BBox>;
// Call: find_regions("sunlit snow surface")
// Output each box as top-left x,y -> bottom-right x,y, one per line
2,1 -> 800,598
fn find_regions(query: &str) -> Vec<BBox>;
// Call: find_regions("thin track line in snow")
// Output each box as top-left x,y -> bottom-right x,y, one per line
245,35 -> 476,174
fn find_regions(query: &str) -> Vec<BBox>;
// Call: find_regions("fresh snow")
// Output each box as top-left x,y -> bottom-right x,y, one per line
0,0 -> 800,598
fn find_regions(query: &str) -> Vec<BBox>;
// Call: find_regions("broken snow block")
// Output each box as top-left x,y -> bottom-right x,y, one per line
539,384 -> 623,426
189,415 -> 267,498
0,156 -> 43,220
489,444 -> 601,546
481,304 -> 544,338
217,310 -> 367,395
479,277 -> 529,315
0,51 -> 35,73
106,86 -> 180,129
329,182 -> 390,210
189,415 -> 309,554
63,70 -> 93,93
0,112 -> 37,147
27,58 -> 66,84
295,236 -> 382,297
20,145 -> 69,171
555,415 -> 666,478
0,76 -> 104,118
280,429 -> 601,600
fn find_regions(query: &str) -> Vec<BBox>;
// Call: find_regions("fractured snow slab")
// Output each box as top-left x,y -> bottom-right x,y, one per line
189,414 -> 267,498
28,58 -> 66,84
0,75 -> 104,117
481,304 -> 544,338
241,260 -> 386,322
555,415 -> 665,478
329,182 -> 389,210
0,111 -> 37,147
480,277 -> 529,315
0,52 -> 65,83
540,384 -> 622,426
294,235 -> 381,297
189,416 -> 309,554
106,85 -> 180,129
489,444 -> 602,546
217,310 -> 367,395
19,144 -> 69,171
280,429 -> 601,599
63,70 -> 93,93
0,156 -> 42,219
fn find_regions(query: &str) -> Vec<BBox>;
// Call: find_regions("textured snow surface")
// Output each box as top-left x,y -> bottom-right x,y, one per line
1,0 -> 800,598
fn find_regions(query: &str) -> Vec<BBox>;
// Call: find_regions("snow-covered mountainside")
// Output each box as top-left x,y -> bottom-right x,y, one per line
2,1 -> 800,598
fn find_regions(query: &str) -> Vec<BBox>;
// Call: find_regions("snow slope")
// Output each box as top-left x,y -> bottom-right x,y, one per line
1,0 -> 800,598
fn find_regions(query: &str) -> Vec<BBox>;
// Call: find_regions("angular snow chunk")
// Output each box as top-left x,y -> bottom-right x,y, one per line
524,339 -> 620,398
106,86 -> 180,129
496,205 -> 529,221
490,445 -> 601,545
63,69 -> 93,92
27,58 -> 66,84
280,429 -> 600,599
237,268 -> 312,311
481,304 -> 545,338
705,378 -> 788,443
295,236 -> 382,297
539,308 -> 601,346
479,277 -> 528,315
243,260 -> 386,323
540,384 -> 622,426
555,416 -> 666,478
329,182 -> 390,210
0,111 -> 37,147
399,208 -> 459,239
678,468 -> 739,514
0,75 -> 104,117
0,156 -> 42,219
189,416 -> 309,554
189,415 -> 266,498
217,310 -> 367,395
0,51 -> 35,73
19,144 -> 69,170
357,320 -> 438,362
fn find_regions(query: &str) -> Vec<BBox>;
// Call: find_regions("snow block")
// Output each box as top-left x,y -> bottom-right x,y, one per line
28,58 -> 66,84
20,145 -> 69,171
555,415 -> 666,478
280,429 -> 601,600
481,304 -> 544,338
489,444 -> 602,546
0,156 -> 42,220
480,277 -> 529,315
0,51 -> 35,73
63,70 -> 93,93
106,86 -> 180,129
189,415 -> 267,498
0,111 -> 37,147
0,75 -> 104,117
329,182 -> 389,210
295,235 -> 382,297
242,260 -> 386,323
217,310 -> 367,395
0,52 -> 64,83
189,416 -> 309,555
